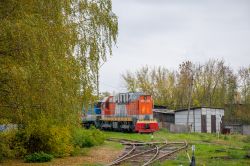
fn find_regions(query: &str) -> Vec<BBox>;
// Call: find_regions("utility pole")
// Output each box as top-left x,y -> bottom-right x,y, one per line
187,72 -> 194,132
187,65 -> 204,132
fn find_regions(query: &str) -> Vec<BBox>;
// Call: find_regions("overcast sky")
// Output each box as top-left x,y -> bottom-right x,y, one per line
99,0 -> 250,93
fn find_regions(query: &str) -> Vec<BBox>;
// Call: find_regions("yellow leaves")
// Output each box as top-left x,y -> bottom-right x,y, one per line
122,60 -> 240,110
10,65 -> 28,80
193,99 -> 200,107
0,0 -> 118,158
48,126 -> 73,157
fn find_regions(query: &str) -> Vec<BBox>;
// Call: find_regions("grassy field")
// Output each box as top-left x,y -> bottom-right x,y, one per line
104,129 -> 250,166
1,129 -> 249,166
1,141 -> 123,166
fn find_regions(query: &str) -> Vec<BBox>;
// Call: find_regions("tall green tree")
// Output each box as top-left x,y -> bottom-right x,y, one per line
0,0 -> 117,124
0,0 -> 118,155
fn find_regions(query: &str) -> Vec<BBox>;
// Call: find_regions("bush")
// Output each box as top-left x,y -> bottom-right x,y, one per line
0,122 -> 105,161
0,126 -> 74,161
0,128 -> 28,161
47,126 -> 73,157
72,127 -> 105,148
24,125 -> 73,157
89,126 -> 106,146
24,152 -> 53,163
0,129 -> 19,162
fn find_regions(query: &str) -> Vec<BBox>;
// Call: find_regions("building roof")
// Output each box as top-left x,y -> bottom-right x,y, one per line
175,106 -> 224,113
153,109 -> 175,114
154,105 -> 167,109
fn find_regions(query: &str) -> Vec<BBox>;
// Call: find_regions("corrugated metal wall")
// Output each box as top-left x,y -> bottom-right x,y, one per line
175,109 -> 202,132
175,108 -> 224,133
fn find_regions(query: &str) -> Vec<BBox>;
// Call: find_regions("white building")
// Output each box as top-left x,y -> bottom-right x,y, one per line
174,107 -> 224,133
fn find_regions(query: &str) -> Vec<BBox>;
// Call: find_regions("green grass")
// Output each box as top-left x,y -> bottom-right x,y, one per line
104,129 -> 250,166
74,140 -> 123,158
103,140 -> 124,150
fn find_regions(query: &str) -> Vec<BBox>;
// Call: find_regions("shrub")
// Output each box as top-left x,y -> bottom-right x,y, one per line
0,129 -> 18,162
72,128 -> 94,147
1,122 -> 105,161
24,152 -> 53,163
0,128 -> 28,161
72,127 -> 105,148
24,125 -> 73,157
89,126 -> 106,146
47,126 -> 73,157
0,126 -> 74,161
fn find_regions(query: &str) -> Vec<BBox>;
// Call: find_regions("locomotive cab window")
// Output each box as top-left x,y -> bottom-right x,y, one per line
96,102 -> 101,108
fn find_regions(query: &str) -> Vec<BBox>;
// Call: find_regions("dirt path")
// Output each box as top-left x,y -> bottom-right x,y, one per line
0,142 -> 123,166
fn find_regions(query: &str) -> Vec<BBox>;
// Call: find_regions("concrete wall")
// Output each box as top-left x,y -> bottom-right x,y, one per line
170,123 -> 189,133
175,108 -> 224,133
224,124 -> 243,134
157,122 -> 172,130
224,125 -> 250,135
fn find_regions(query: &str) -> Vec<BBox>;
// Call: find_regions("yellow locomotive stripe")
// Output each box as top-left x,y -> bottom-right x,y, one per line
101,117 -> 133,122
137,119 -> 158,123
136,121 -> 157,123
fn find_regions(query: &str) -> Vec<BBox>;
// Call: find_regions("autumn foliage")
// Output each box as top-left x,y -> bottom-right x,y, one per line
0,0 -> 117,161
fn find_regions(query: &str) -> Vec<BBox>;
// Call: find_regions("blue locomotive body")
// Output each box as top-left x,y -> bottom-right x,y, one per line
82,102 -> 101,128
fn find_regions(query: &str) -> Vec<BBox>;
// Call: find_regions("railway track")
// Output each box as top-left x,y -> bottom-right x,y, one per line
107,138 -> 188,166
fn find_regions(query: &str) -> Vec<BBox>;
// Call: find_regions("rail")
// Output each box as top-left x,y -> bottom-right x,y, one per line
107,138 -> 188,166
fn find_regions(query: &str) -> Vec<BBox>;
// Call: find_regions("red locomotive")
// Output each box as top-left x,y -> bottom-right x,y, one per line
99,92 -> 159,133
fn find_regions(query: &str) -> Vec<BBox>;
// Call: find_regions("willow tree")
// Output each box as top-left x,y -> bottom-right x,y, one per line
0,0 -> 118,150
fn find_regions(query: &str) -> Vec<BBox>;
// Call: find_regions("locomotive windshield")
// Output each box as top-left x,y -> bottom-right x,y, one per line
95,102 -> 102,108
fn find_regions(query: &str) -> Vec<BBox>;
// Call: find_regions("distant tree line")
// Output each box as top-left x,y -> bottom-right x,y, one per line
0,0 -> 117,161
122,60 -> 250,123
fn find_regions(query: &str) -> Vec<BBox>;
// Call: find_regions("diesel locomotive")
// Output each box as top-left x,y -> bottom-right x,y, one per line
82,92 -> 159,133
